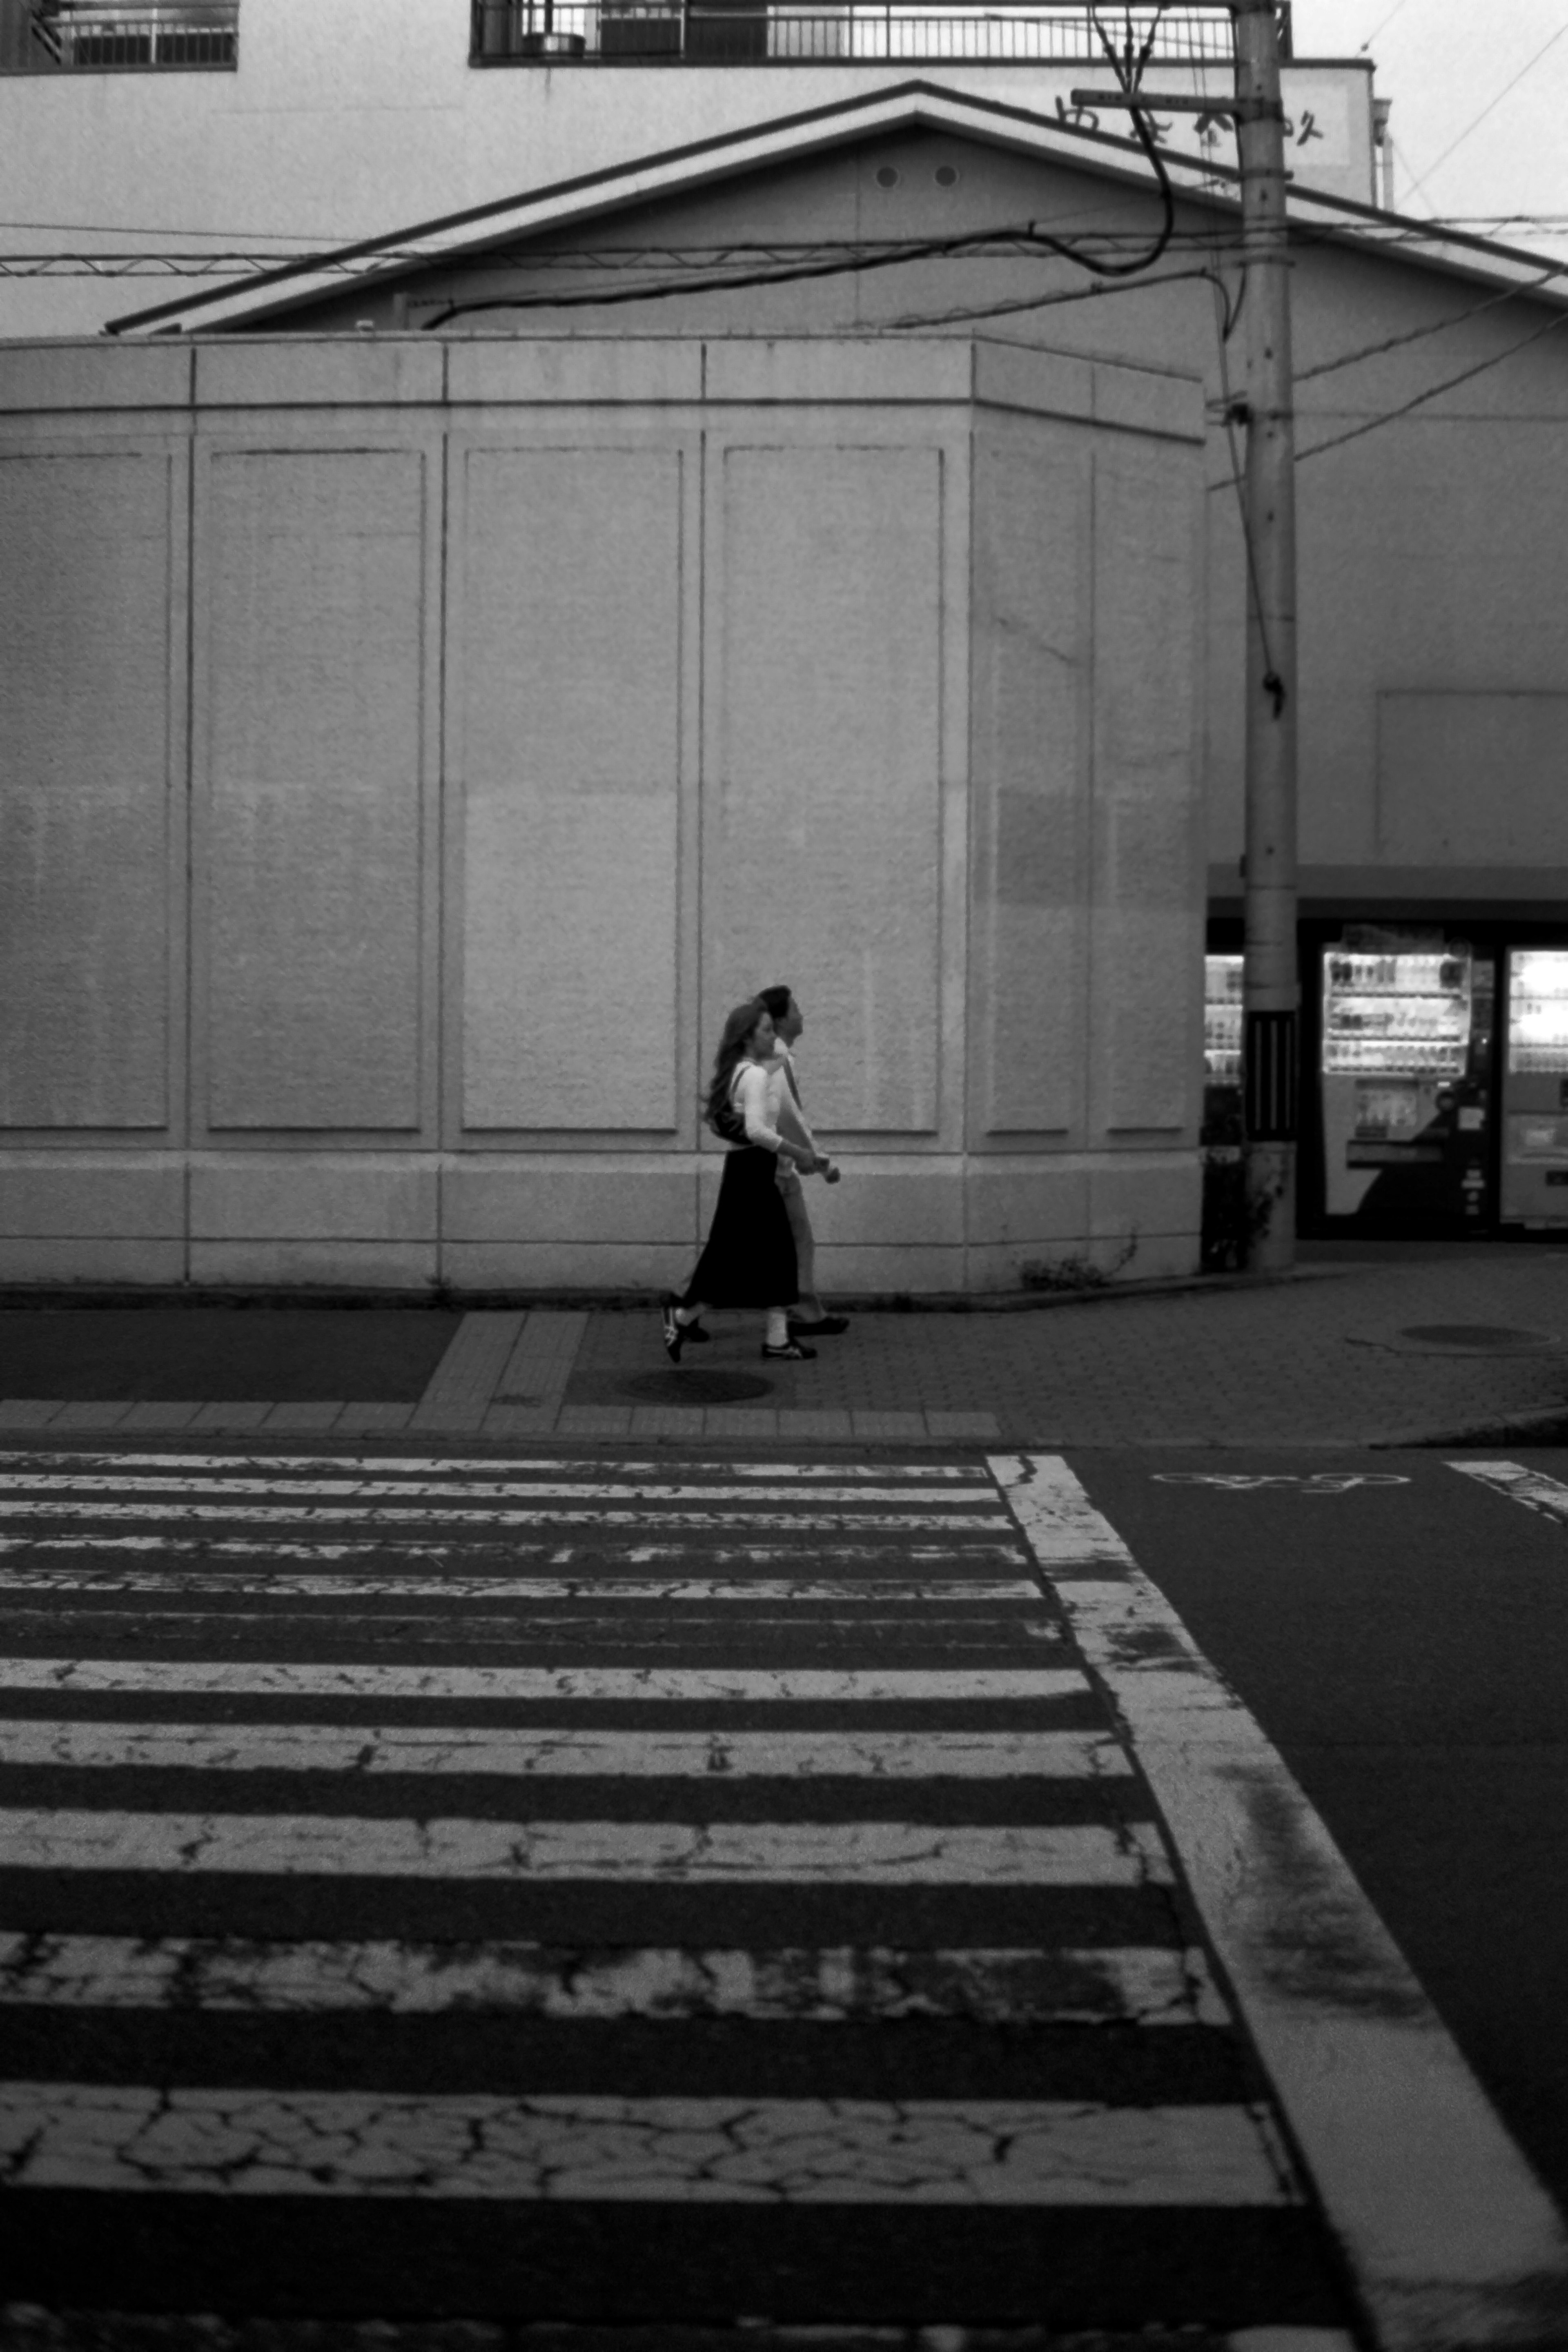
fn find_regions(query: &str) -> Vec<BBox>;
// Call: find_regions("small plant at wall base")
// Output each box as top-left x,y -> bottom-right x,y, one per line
1020,1232 -> 1140,1294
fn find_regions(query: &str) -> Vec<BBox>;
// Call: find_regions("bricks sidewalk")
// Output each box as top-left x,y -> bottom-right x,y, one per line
6,1249 -> 1568,1445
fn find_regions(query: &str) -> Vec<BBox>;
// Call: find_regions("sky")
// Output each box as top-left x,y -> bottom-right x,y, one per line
1294,1 -> 1568,243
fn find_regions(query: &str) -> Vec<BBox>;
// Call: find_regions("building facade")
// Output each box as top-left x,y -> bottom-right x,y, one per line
0,0 -> 1380,337
4,58 -> 1567,1290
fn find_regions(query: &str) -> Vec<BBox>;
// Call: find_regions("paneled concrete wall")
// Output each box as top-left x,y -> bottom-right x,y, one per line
0,336 -> 1206,1292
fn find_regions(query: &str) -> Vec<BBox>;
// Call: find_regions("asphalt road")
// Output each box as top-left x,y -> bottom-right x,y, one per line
0,1440 -> 1358,2347
1070,1445 -> 1568,2223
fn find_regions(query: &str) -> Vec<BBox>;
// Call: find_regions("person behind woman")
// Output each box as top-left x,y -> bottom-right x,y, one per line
663,998 -> 825,1363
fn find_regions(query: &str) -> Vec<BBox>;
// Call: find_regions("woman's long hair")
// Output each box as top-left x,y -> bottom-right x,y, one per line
703,998 -> 769,1136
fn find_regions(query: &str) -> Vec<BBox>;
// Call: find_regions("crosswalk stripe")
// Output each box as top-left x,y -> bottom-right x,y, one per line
0,1439 -> 1352,2337
0,1724 -> 1126,1777
0,1454 -> 980,1481
0,1811 -> 1172,1885
0,1933 -> 1223,2022
0,1478 -> 999,1506
1448,1458 -> 1568,1523
0,1660 -> 1089,1701
0,1502 -> 1014,1530
0,1572 -> 1046,1601
0,2084 -> 1294,2205
0,1538 -> 1032,1566
0,1608 -> 1065,1644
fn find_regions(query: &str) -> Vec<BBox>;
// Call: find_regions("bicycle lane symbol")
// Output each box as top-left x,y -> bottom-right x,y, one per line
1152,1472 -> 1412,1494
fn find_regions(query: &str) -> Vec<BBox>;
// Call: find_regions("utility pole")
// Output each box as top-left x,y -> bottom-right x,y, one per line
1232,0 -> 1299,1274
1075,2 -> 1301,1274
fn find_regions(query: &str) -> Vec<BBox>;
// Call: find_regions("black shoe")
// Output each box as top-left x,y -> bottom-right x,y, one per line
682,1321 -> 712,1343
661,1294 -> 686,1365
762,1340 -> 817,1361
787,1316 -> 849,1338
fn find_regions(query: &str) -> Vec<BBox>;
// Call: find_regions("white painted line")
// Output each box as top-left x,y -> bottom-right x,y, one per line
0,1722 -> 1127,1780
0,1538 -> 1030,1567
0,1810 -> 1171,1886
1448,1459 -> 1568,1524
993,1453 -> 1568,2352
0,1571 -> 1045,1603
0,1503 -> 1011,1532
1152,1472 -> 1410,1495
0,1454 -> 978,1481
0,1660 -> 1088,1702
987,1455 -> 1137,1567
0,1477 -> 998,1506
0,2084 -> 1292,2205
0,1933 -> 1221,2023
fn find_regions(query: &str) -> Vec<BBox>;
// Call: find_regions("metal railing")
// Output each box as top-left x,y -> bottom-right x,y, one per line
470,2 -> 1273,66
7,1 -> 237,68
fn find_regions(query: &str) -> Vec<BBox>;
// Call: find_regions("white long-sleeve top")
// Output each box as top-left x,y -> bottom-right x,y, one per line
731,1060 -> 786,1154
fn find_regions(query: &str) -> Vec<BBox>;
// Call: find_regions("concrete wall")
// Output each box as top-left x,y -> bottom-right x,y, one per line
0,16 -> 1376,339
0,332 -> 1206,1293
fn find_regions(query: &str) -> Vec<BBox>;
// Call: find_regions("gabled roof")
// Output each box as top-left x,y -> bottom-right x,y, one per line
105,76 -> 1568,337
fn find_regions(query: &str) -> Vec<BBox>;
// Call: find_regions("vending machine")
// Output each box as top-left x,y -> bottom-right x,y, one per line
1319,944 -> 1493,1229
1501,950 -> 1568,1224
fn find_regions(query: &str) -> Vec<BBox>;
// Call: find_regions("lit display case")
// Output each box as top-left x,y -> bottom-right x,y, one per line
1321,950 -> 1471,1077
1203,954 -> 1243,1085
1507,950 -> 1568,1075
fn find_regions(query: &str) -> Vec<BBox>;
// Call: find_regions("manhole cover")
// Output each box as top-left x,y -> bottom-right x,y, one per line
1399,1323 -> 1558,1352
618,1369 -> 775,1406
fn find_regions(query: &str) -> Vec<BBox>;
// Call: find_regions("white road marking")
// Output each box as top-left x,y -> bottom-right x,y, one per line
0,1538 -> 1030,1567
0,2084 -> 1292,2204
1448,1459 -> 1568,1523
0,1722 -> 1127,1779
0,1933 -> 1219,2023
987,1455 -> 1137,1567
0,1503 -> 1011,1532
1151,1473 -> 1410,1494
0,1454 -> 977,1482
0,1608 -> 1062,1647
993,1452 -> 1568,2351
0,1660 -> 1088,1702
0,1477 -> 997,1507
0,1811 -> 1171,1886
0,1572 -> 1045,1602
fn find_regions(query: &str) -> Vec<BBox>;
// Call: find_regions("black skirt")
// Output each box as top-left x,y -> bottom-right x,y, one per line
683,1147 -> 799,1310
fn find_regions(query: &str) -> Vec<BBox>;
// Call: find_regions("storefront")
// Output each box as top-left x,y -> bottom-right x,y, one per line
1205,918 -> 1568,1243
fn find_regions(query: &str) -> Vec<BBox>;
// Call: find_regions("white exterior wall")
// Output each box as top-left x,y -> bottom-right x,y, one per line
0,333 -> 1207,1293
0,19 -> 1375,338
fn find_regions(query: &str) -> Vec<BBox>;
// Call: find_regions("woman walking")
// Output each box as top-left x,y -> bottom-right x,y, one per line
663,998 -> 824,1363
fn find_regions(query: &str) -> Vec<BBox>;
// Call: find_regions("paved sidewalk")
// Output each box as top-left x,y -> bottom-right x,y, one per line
5,1248 -> 1568,1446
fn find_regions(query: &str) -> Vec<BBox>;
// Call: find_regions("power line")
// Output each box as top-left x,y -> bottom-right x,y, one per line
1296,298 -> 1568,460
882,261 -> 1225,330
1403,21 -> 1568,205
1295,261 -> 1568,383
1358,0 -> 1413,54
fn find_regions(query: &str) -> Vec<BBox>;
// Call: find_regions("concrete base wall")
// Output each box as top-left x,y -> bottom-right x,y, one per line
0,1149 -> 1199,1294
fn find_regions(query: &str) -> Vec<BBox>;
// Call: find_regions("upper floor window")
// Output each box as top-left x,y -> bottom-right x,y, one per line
1,0 -> 238,69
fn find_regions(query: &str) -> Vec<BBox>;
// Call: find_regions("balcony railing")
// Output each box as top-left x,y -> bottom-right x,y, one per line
470,2 -> 1275,67
4,0 -> 237,68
